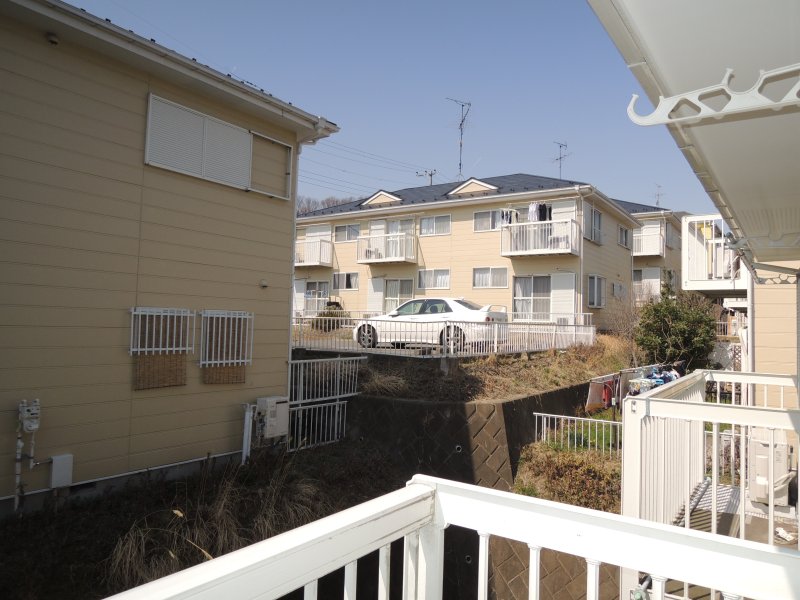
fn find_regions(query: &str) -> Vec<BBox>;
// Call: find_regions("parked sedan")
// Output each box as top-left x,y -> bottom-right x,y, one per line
353,298 -> 508,350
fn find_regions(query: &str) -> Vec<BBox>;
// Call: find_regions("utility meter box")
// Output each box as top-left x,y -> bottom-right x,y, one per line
256,396 -> 289,438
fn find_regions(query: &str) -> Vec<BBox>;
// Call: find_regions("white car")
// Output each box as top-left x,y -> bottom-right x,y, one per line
353,298 -> 508,350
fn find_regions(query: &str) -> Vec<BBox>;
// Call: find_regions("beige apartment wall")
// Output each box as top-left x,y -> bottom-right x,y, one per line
310,200 -> 581,314
753,262 -> 799,408
0,17 -> 298,497
581,199 -> 634,331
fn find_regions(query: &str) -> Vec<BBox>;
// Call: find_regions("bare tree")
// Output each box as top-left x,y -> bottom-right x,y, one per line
606,295 -> 642,367
296,195 -> 359,216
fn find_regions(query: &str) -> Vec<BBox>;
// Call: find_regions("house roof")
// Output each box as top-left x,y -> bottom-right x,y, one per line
1,0 -> 339,140
613,199 -> 665,214
300,173 -> 589,217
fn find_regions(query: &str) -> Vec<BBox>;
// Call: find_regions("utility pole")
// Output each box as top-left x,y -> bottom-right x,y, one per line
416,169 -> 437,186
553,141 -> 571,179
446,97 -> 471,181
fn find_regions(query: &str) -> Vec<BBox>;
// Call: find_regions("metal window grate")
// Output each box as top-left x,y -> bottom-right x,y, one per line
129,307 -> 196,355
200,310 -> 254,367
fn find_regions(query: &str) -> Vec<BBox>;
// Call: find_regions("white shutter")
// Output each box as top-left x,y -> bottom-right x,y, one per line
307,224 -> 332,241
146,96 -> 204,176
643,267 -> 662,298
367,277 -> 384,313
550,200 -> 576,221
550,272 -> 576,323
203,117 -> 252,188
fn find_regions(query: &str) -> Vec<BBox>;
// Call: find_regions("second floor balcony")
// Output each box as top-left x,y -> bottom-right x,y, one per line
295,239 -> 333,267
356,233 -> 417,264
500,219 -> 579,257
632,230 -> 665,256
682,215 -> 748,294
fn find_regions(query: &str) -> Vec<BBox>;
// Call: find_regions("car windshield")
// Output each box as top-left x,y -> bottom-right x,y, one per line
453,299 -> 483,311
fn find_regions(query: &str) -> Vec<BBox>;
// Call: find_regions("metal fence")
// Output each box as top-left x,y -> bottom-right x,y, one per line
292,315 -> 595,358
532,411 -> 622,456
287,356 -> 366,452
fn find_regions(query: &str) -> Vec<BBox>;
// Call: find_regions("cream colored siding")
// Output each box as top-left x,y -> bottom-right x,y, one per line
0,15 -> 302,496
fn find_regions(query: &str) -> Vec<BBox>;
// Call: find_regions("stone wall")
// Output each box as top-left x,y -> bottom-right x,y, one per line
347,380 -> 620,599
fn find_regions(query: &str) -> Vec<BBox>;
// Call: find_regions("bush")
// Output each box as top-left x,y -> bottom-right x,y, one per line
634,287 -> 716,370
310,308 -> 350,332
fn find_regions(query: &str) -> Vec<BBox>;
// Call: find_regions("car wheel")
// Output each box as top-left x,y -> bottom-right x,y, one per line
357,325 -> 377,348
440,326 -> 465,352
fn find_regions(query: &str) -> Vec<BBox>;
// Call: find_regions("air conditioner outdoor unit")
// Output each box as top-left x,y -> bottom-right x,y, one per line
256,396 -> 289,439
748,428 -> 792,507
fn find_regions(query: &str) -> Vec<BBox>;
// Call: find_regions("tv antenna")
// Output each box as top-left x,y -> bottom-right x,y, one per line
416,169 -> 437,186
447,97 -> 471,181
552,141 -> 571,179
655,184 -> 664,207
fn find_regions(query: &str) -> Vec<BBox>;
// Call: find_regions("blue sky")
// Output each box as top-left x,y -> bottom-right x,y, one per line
67,0 -> 714,213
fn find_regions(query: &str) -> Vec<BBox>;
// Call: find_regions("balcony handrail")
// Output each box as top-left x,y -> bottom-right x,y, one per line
295,238 -> 333,266
500,218 -> 579,255
108,474 -> 800,600
358,231 -> 415,240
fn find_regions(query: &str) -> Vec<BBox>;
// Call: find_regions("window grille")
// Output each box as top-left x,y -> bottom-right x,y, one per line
200,310 -> 254,367
129,307 -> 196,355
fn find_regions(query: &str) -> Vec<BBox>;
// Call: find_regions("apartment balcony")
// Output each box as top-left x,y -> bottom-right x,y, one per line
294,239 -> 333,267
633,281 -> 661,304
111,471 -> 797,600
632,230 -> 665,256
356,233 -> 417,264
682,215 -> 748,295
500,219 -> 579,257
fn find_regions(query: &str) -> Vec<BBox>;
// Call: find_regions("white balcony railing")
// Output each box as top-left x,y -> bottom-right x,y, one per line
109,474 -> 799,600
292,316 -> 595,357
632,281 -> 661,303
500,219 -> 579,256
356,233 -> 417,263
295,239 -> 333,267
682,215 -> 747,292
632,231 -> 665,256
623,369 -> 799,551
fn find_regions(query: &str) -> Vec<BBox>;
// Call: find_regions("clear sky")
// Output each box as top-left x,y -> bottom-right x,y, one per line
67,0 -> 715,214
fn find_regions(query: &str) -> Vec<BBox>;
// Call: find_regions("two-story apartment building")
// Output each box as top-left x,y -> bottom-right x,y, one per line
614,200 -> 683,303
295,174 -> 641,332
0,0 -> 337,508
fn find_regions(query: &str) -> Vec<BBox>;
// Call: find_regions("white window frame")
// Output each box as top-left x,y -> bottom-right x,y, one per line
420,215 -> 451,236
472,267 -> 509,289
618,226 -> 630,249
384,278 -> 413,313
417,268 -> 450,290
473,210 -> 502,232
332,272 -> 359,291
129,307 -> 196,355
199,310 -> 254,367
587,275 -> 607,308
334,223 -> 360,242
584,206 -> 602,243
512,275 -> 552,317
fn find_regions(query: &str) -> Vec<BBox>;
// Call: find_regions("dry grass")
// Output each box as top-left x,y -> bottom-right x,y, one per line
514,442 -> 621,513
358,335 -> 634,402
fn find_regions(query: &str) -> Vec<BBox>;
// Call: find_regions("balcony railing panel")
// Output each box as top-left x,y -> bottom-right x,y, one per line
109,475 -> 800,600
356,233 -> 417,263
500,219 -> 579,256
683,215 -> 746,291
623,370 -> 799,552
295,239 -> 333,267
632,231 -> 665,256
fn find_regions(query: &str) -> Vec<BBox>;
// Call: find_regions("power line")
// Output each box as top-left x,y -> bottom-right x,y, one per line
300,156 -> 419,188
302,170 -> 376,192
305,147 -> 418,174
319,140 -> 427,171
416,169 -> 438,186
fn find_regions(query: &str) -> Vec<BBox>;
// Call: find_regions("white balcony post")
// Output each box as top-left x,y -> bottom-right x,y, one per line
304,581 -> 318,600
378,544 -> 391,600
651,575 -> 667,600
344,561 -> 357,600
528,545 -> 541,600
585,558 -> 600,600
417,521 -> 445,600
403,532 -> 419,600
477,531 -> 490,600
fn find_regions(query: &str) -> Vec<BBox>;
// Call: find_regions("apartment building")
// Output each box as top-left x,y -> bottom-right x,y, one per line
0,0 -> 337,506
295,174 -> 641,331
614,200 -> 683,303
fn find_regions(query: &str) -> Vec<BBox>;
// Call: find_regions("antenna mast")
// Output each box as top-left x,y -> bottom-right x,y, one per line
416,169 -> 437,186
447,97 -> 471,181
553,141 -> 571,179
654,184 -> 664,207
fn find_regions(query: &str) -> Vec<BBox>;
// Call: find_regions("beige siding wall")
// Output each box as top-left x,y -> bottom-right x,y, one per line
0,17 -> 299,496
580,198 -> 634,331
754,262 -> 798,408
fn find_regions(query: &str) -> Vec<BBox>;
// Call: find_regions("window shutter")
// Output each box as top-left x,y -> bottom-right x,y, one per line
203,118 -> 252,188
146,96 -> 204,176
550,272 -> 575,319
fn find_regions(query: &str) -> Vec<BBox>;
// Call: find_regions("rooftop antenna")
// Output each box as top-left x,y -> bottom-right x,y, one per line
447,97 -> 471,181
655,184 -> 664,207
416,169 -> 437,186
553,141 -> 571,179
